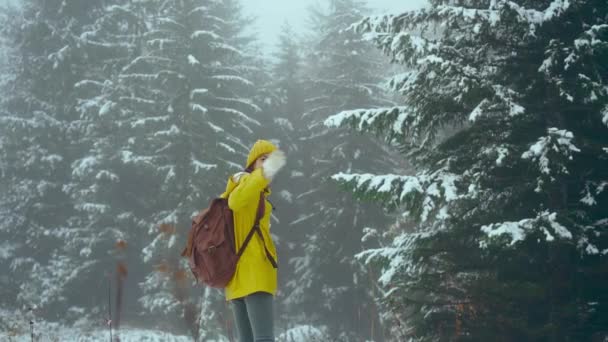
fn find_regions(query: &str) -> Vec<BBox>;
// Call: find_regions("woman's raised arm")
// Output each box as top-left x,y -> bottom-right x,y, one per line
228,168 -> 269,212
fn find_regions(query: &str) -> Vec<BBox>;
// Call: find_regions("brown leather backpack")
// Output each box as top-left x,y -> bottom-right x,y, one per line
181,192 -> 277,288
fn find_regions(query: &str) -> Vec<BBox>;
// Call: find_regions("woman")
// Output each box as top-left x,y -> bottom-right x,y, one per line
220,139 -> 286,342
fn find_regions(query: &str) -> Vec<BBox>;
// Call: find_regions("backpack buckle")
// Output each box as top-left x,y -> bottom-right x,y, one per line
208,245 -> 216,254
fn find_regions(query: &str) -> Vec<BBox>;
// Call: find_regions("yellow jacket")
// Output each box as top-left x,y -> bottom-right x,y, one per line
220,168 -> 277,301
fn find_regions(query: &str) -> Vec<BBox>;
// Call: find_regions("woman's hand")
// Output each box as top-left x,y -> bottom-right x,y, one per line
262,149 -> 286,181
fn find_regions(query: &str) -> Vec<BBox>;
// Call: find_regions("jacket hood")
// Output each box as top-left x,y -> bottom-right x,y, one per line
246,140 -> 277,169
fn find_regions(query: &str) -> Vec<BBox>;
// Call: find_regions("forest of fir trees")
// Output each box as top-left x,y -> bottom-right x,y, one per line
0,0 -> 606,341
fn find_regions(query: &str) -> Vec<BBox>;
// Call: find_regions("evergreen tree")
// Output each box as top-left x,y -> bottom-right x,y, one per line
325,0 -> 608,340
1,0 -> 264,337
68,0 -> 159,329
0,0 -> 19,309
73,0 -> 263,336
0,0 -> 109,322
284,1 -> 398,339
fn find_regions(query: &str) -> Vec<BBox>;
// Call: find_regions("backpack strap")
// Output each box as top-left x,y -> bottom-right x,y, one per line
236,192 -> 278,269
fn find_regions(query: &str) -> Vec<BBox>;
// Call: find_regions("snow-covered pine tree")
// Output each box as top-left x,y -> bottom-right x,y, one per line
66,0 -> 157,328
284,0 -> 399,339
0,0 -> 111,322
91,0 -> 261,337
0,0 -> 19,310
325,0 -> 608,340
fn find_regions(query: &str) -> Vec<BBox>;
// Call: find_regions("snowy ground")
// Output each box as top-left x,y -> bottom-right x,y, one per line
2,324 -> 328,342
2,327 -> 192,342
1,308 -> 326,341
1,307 -> 194,341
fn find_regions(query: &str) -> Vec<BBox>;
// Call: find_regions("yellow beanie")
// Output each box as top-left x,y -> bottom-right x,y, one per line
246,139 -> 277,168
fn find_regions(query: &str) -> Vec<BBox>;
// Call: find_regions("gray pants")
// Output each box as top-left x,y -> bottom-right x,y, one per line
230,291 -> 275,342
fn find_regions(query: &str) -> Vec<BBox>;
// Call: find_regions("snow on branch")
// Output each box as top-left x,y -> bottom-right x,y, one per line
119,73 -> 157,82
355,231 -> 433,284
209,42 -> 242,56
147,38 -> 177,50
0,110 -> 61,130
214,96 -> 261,112
120,150 -> 155,166
331,169 -> 463,222
470,85 -> 525,121
192,159 -> 217,174
187,6 -> 208,17
208,106 -> 261,126
154,124 -> 180,137
521,128 -> 580,189
211,75 -> 253,87
131,115 -> 170,128
492,85 -> 525,117
191,30 -> 220,40
75,202 -> 110,215
71,156 -> 99,179
158,18 -> 185,29
106,4 -> 139,20
361,30 -> 439,66
118,96 -> 155,107
190,88 -> 209,99
566,24 -> 608,71
540,25 -> 607,104
187,54 -> 200,65
0,242 -> 16,260
191,103 -> 208,114
480,211 -> 572,247
324,106 -> 411,137
207,121 -> 223,133
74,79 -> 107,91
354,0 -> 573,41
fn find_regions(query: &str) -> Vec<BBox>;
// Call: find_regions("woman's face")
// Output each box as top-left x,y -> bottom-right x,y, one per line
253,153 -> 269,170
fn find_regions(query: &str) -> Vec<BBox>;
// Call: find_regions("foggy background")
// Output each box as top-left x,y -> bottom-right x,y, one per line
241,0 -> 426,53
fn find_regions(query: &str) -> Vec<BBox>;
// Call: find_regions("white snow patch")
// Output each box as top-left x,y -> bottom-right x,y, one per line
279,190 -> 293,203
6,325 -> 193,342
325,107 -> 409,133
481,211 -> 572,246
191,104 -> 208,114
211,75 -> 252,86
361,227 -> 378,243
277,324 -> 327,342
191,160 -> 217,174
522,128 -> 580,175
79,247 -> 92,257
190,88 -> 209,99
469,99 -> 490,121
496,146 -> 509,166
274,117 -> 294,131
0,242 -> 16,259
291,170 -> 304,177
99,101 -> 114,116
191,30 -> 220,40
154,125 -> 180,137
289,213 -> 316,226
580,185 -> 597,206
72,156 -> 99,178
207,121 -> 224,132
218,142 -> 236,153
187,55 -> 199,65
